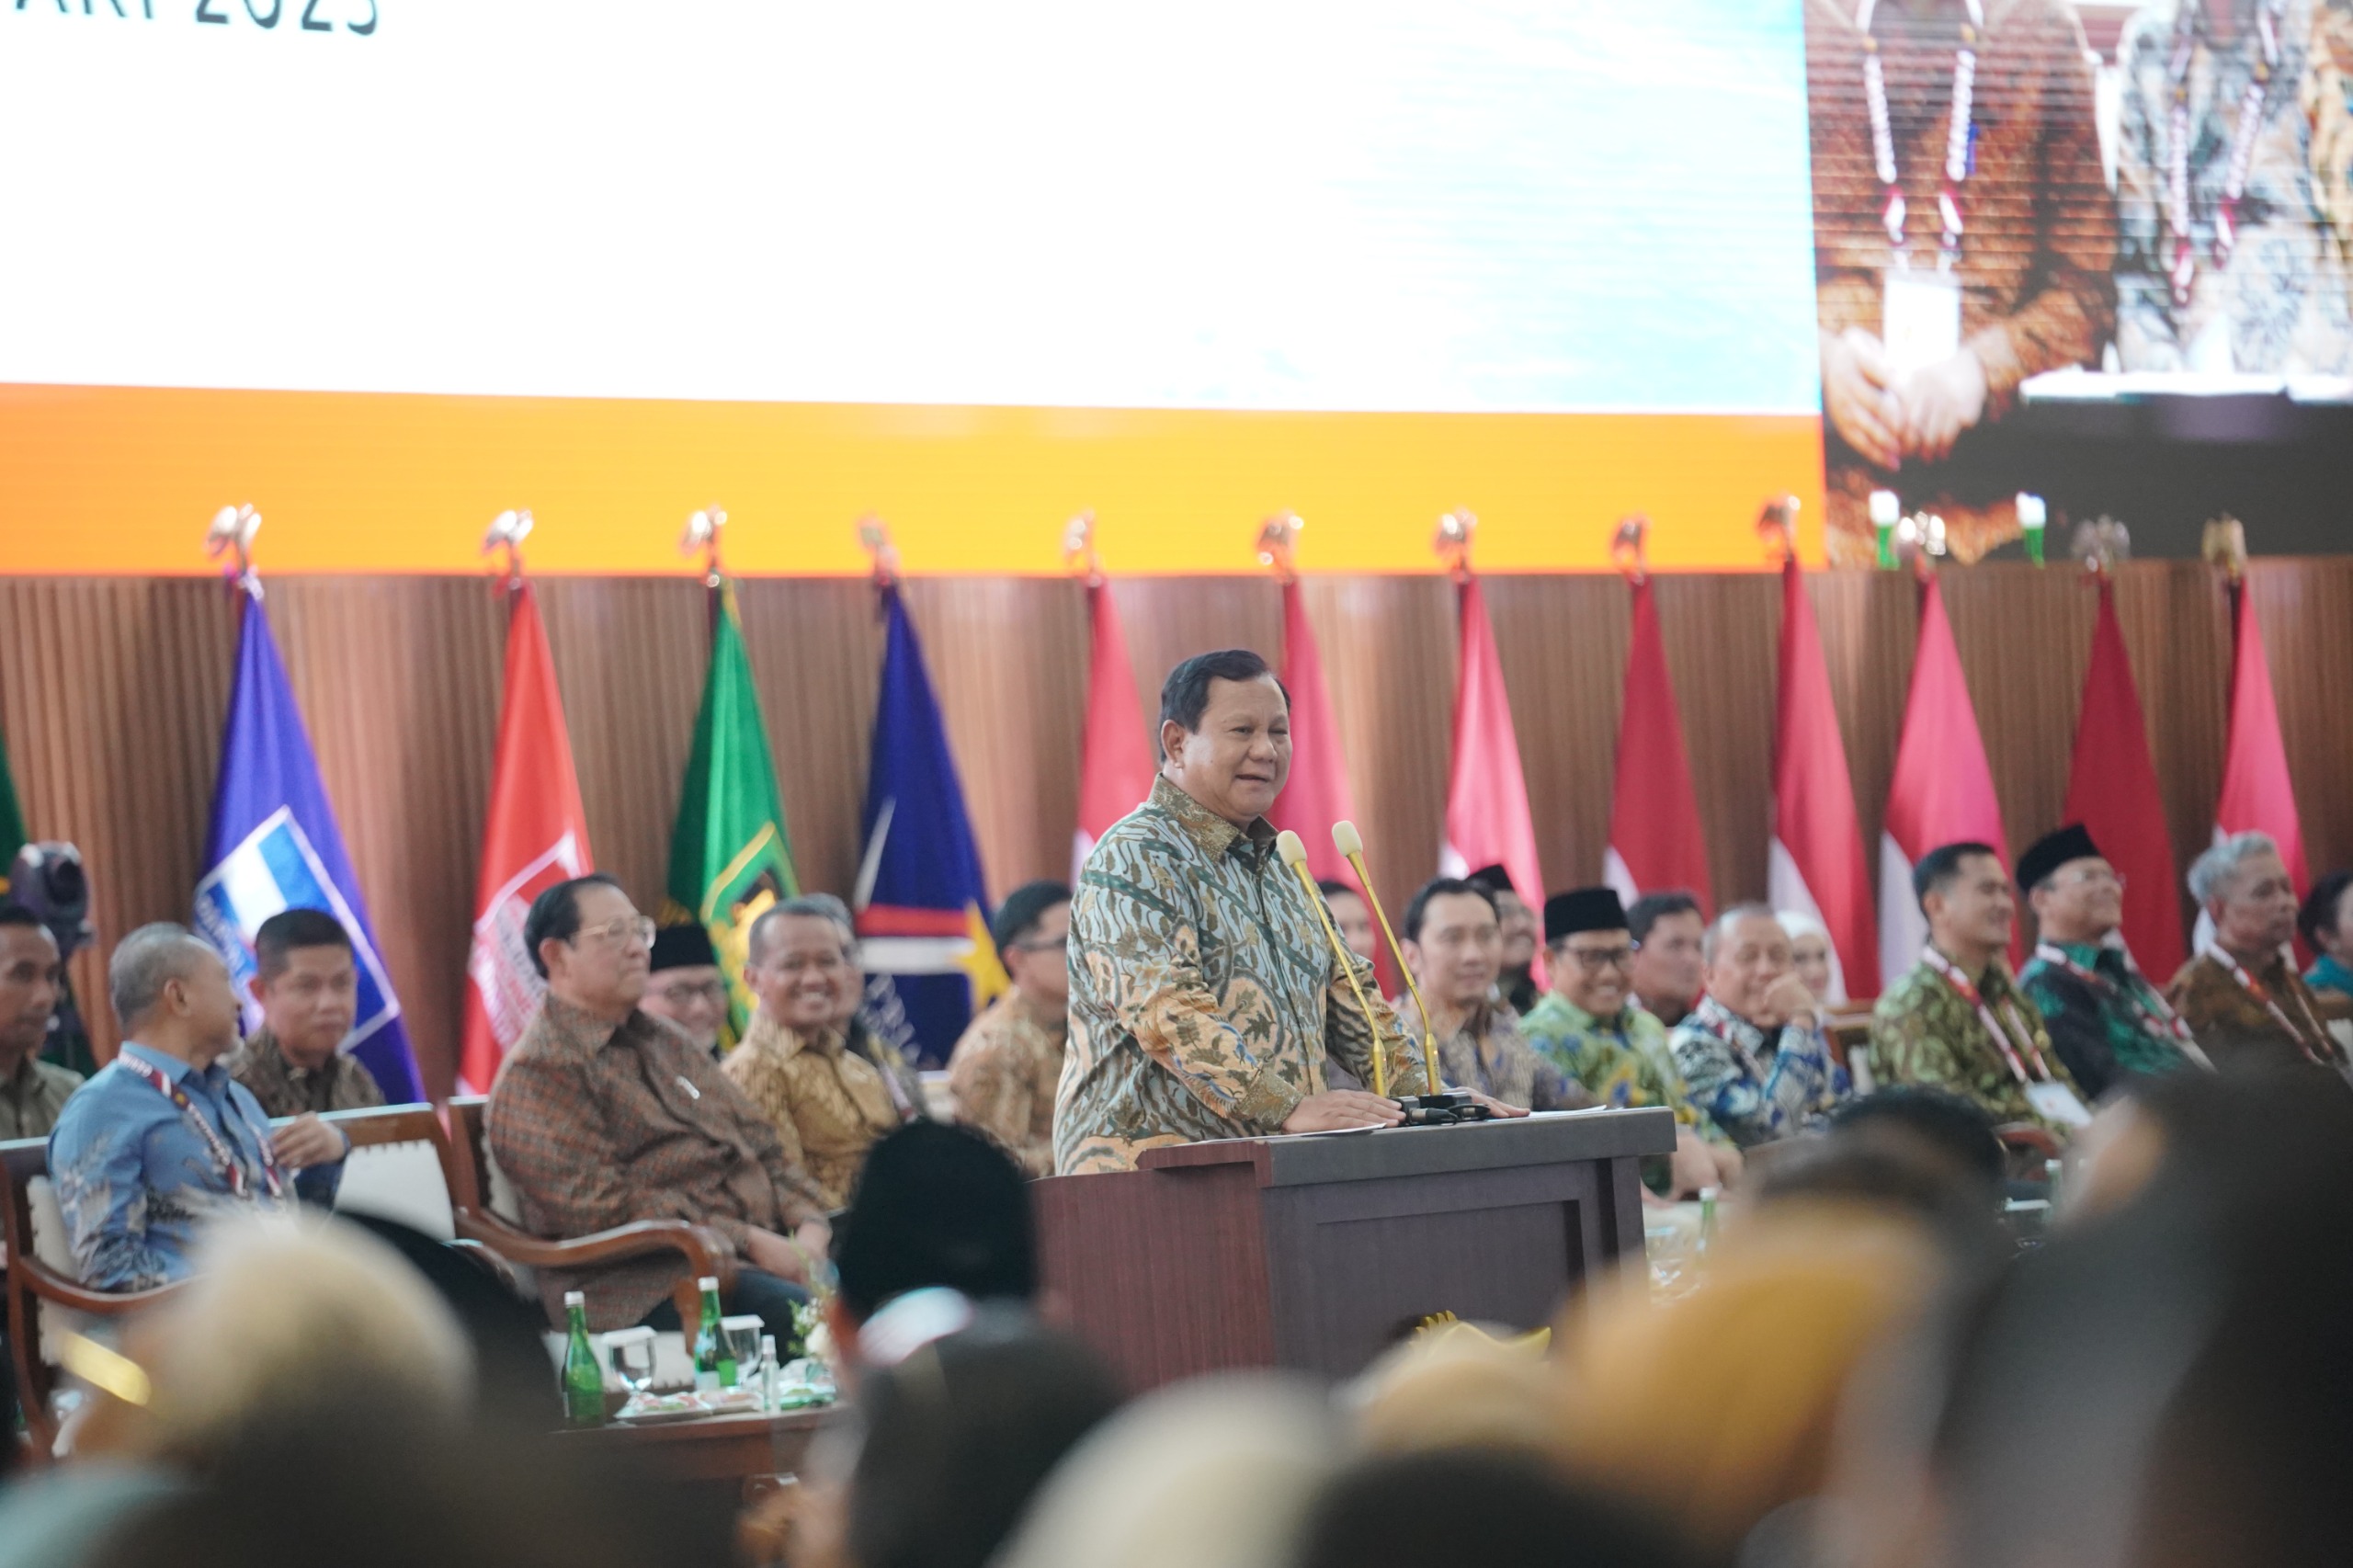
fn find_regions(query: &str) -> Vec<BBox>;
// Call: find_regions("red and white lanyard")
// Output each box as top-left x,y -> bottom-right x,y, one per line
2031,942 -> 2197,1045
1858,0 -> 1984,263
2165,0 -> 2287,303
2200,943 -> 2333,1065
1922,947 -> 2052,1084
117,1052 -> 284,1201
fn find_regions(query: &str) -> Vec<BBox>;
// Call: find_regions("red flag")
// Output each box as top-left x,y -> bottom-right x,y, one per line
460,582 -> 593,1095
2213,578 -> 2308,892
1440,574 -> 1546,985
1770,559 -> 1875,1002
1073,580 -> 1155,878
1605,579 -> 1712,914
1267,579 -> 1389,985
1880,574 -> 2008,984
2062,580 -> 2183,979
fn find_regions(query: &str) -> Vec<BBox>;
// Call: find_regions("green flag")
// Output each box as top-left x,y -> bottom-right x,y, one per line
664,585 -> 798,1040
0,721 -> 25,896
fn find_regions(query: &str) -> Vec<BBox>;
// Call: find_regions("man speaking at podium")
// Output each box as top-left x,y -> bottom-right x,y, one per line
1053,649 -> 1430,1175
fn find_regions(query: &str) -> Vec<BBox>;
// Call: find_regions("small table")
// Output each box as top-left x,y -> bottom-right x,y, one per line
559,1405 -> 837,1487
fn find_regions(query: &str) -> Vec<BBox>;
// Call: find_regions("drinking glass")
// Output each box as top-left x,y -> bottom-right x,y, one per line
720,1315 -> 764,1387
605,1326 -> 657,1412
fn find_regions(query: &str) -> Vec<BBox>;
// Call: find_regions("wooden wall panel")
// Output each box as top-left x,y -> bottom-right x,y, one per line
8,559 -> 2353,1102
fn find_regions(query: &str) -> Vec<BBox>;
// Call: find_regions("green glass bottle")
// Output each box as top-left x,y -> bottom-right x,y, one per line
1698,1186 -> 1720,1257
562,1290 -> 605,1428
692,1276 -> 731,1392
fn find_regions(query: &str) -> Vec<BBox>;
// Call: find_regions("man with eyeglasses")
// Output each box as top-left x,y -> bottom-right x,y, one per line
2015,824 -> 2210,1100
948,880 -> 1072,1177
1521,887 -> 1742,1196
487,874 -> 830,1335
2169,831 -> 2347,1074
639,923 -> 730,1058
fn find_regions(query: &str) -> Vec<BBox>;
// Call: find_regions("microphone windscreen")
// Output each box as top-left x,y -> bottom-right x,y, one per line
1331,821 -> 1364,858
1275,830 -> 1309,869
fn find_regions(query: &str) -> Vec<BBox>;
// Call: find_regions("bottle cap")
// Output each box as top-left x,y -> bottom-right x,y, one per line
761,1335 -> 778,1355
698,1276 -> 720,1291
563,1290 -> 585,1306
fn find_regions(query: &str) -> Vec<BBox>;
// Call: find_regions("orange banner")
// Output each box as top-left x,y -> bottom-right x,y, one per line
0,384 -> 1824,574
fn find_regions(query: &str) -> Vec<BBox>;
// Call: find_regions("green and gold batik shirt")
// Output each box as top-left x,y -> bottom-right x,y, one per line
1054,777 -> 1426,1174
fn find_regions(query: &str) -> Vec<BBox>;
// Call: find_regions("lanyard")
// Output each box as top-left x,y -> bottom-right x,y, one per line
2032,942 -> 2199,1046
1921,947 -> 2051,1084
116,1052 -> 283,1201
2200,943 -> 2334,1065
1857,0 -> 1984,264
2165,0 -> 2287,303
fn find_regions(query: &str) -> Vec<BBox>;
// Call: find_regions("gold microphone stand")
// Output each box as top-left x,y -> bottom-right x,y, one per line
1332,821 -> 1442,1095
1276,830 -> 1390,1099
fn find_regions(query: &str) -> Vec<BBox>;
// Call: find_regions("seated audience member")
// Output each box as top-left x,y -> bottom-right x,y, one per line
948,881 -> 1071,1177
1626,891 -> 1705,1028
726,893 -> 912,1210
1872,843 -> 2090,1139
2299,869 -> 2353,1000
0,900 -> 79,1139
1466,864 -> 1541,1015
1399,878 -> 1591,1112
49,925 -> 346,1290
229,908 -> 386,1119
2013,824 -> 2208,1100
1777,909 -> 1837,1004
637,922 -> 730,1057
1298,1449 -> 1685,1568
2170,832 -> 2347,1070
1671,903 -> 1848,1149
1520,886 -> 1740,1196
486,875 -> 828,1334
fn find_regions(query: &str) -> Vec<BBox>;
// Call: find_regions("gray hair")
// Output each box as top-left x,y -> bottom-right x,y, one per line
747,892 -> 858,966
109,922 -> 217,1028
1701,903 -> 1779,966
2188,832 -> 2279,908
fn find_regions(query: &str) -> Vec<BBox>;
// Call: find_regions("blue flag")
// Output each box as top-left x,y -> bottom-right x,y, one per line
854,588 -> 1006,1068
194,587 -> 424,1104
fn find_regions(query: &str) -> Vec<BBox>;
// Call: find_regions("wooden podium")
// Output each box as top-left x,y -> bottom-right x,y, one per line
1034,1108 -> 1674,1391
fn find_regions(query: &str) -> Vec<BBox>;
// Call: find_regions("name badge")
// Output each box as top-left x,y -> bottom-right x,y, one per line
1883,267 -> 1962,378
2025,1080 -> 2092,1130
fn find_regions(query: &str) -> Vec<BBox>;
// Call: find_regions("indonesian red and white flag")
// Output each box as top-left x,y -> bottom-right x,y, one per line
2062,579 -> 2184,980
1267,578 -> 1362,891
1439,574 -> 1546,984
1880,574 -> 2007,985
1604,578 -> 1712,914
1072,579 -> 1155,878
2200,576 -> 2308,949
1770,559 -> 1875,1002
460,582 -> 593,1094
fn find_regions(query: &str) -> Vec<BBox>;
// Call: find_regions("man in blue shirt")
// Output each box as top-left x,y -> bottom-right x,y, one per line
48,923 -> 347,1290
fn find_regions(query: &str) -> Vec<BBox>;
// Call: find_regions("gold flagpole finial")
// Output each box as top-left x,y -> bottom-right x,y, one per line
682,506 -> 726,587
858,515 -> 901,587
1609,515 -> 1650,585
1063,511 -> 1102,585
1256,512 -> 1303,585
1756,495 -> 1801,565
205,504 -> 263,591
483,508 -> 534,589
1434,509 -> 1477,581
2201,516 -> 2247,584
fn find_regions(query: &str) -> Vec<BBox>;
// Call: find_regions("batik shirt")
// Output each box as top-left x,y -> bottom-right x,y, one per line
947,985 -> 1066,1177
1519,993 -> 1725,1142
231,1029 -> 387,1119
1672,996 -> 1849,1149
1871,955 -> 2086,1136
2116,0 -> 2353,373
1056,777 -> 1426,1175
1407,1003 -> 1595,1113
2167,947 -> 2349,1070
47,1042 -> 317,1290
723,1010 -> 905,1210
2018,941 -> 2205,1099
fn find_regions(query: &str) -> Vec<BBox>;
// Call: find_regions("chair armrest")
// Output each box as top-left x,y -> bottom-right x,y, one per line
1995,1122 -> 2063,1163
14,1253 -> 184,1316
452,1210 -> 737,1290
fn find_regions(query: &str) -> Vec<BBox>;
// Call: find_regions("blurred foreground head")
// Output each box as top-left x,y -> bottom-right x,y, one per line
835,1119 -> 1038,1326
1855,1066 -> 2353,1568
995,1375 -> 1341,1568
79,1211 -> 470,1467
1554,1201 -> 1944,1560
1298,1448 -> 1688,1568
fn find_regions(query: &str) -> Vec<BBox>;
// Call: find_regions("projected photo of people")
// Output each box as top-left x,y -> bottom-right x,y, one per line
1806,0 -> 2353,562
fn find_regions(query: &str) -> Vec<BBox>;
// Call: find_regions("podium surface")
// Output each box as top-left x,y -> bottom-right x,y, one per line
1035,1108 -> 1673,1390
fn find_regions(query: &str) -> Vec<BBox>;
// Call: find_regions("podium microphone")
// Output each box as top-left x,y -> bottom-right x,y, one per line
1276,829 -> 1391,1099
1331,821 -> 1441,1094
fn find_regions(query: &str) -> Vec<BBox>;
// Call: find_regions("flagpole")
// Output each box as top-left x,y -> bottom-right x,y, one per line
684,506 -> 728,635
